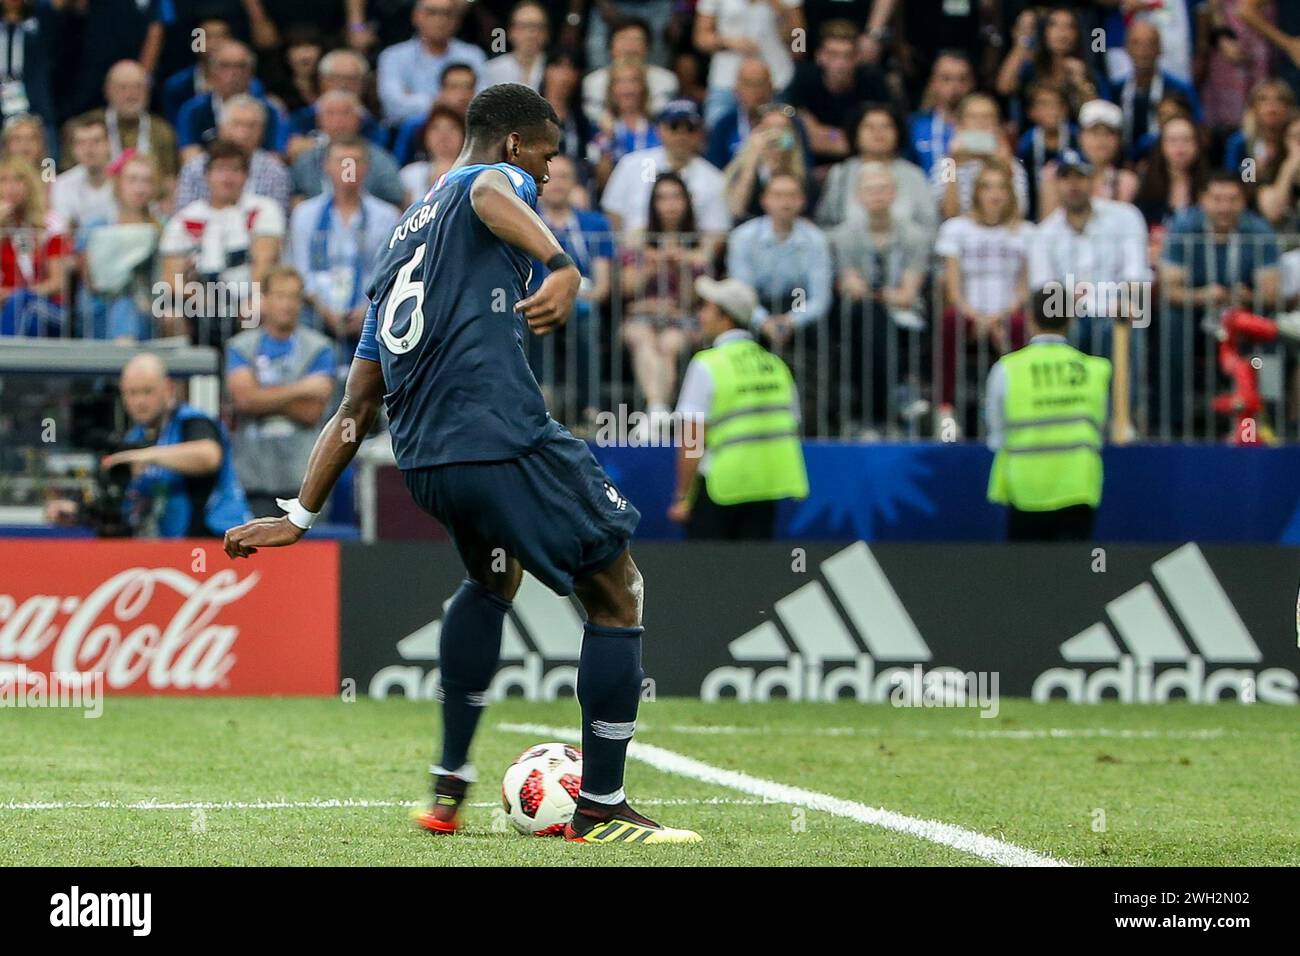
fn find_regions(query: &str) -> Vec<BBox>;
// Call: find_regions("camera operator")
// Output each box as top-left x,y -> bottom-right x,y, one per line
49,352 -> 250,537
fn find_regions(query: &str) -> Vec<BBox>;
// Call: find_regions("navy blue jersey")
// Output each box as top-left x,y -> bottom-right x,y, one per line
357,163 -> 559,468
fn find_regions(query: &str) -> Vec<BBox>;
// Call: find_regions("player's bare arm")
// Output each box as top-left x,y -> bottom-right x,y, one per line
223,357 -> 385,558
469,169 -> 581,335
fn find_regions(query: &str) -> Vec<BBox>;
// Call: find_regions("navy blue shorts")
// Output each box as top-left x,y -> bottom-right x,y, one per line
403,429 -> 640,596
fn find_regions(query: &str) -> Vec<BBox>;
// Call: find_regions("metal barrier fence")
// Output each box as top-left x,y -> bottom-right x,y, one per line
9,224 -> 1300,444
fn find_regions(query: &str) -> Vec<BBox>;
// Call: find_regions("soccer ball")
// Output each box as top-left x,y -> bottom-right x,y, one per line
501,742 -> 583,836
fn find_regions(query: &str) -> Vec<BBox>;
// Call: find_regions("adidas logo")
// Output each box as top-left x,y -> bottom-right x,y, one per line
1032,543 -> 1298,704
369,574 -> 583,701
702,542 -> 955,703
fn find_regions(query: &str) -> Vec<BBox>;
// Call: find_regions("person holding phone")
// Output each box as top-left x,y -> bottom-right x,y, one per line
722,103 -> 809,223
932,93 -> 1030,222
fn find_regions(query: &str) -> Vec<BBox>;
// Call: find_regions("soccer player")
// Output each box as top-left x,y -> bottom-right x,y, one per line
223,83 -> 699,846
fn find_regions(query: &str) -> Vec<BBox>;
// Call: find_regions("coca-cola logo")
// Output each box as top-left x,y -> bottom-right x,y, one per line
0,567 -> 260,690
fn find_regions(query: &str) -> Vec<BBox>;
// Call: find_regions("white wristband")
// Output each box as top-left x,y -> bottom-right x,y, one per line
276,497 -> 318,531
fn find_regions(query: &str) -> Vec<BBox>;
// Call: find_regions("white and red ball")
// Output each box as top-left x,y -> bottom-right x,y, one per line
501,742 -> 583,836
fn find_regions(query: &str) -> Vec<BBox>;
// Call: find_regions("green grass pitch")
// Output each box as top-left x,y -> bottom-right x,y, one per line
3,697 -> 1297,866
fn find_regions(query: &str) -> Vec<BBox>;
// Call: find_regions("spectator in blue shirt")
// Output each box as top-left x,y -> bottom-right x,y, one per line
1159,171 -> 1282,435
590,59 -> 661,192
289,137 -> 402,354
1016,81 -> 1077,220
225,266 -> 337,518
1108,21 -> 1202,162
907,51 -> 972,176
160,18 -> 247,125
376,0 -> 487,124
1161,173 -> 1281,303
176,40 -> 287,162
1223,78 -> 1296,176
286,49 -> 386,163
706,57 -> 773,170
726,172 -> 833,350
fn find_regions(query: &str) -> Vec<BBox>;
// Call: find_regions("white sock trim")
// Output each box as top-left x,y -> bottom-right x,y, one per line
590,719 -> 636,740
430,763 -> 477,783
578,787 -> 625,805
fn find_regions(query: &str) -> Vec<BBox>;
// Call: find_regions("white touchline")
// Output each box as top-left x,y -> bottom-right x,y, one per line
951,728 -> 1226,740
651,724 -> 1225,740
0,797 -> 766,811
498,721 -> 1071,868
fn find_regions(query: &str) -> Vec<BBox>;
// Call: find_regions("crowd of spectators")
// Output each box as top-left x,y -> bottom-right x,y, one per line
6,0 -> 1300,445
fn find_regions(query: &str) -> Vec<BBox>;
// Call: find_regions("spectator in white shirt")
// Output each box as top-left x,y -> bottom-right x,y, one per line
601,99 -> 731,243
582,18 -> 679,128
482,1 -> 548,91
935,160 -> 1034,435
52,116 -> 116,243
1030,149 -> 1150,361
158,140 -> 286,346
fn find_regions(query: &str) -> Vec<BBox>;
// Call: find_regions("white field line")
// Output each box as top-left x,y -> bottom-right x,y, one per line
0,797 -> 765,812
950,728 -> 1226,740
497,721 -> 1070,868
651,724 -> 1225,740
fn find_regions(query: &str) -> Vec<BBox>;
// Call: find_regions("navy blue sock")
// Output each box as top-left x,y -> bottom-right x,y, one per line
576,623 -> 645,798
435,578 -> 509,777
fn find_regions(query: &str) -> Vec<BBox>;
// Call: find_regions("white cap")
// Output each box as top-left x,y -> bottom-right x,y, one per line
1079,99 -> 1122,131
695,276 -> 759,327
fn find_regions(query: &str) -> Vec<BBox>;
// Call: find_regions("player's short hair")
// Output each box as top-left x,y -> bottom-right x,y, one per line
1031,287 -> 1070,333
933,49 -> 972,69
319,48 -> 369,79
465,83 -> 559,146
206,138 -> 250,172
221,93 -> 267,125
439,61 -> 477,86
764,170 -> 804,195
326,134 -> 369,164
71,114 -> 108,137
610,16 -> 651,45
1202,169 -> 1247,196
819,19 -> 858,47
1026,80 -> 1069,109
262,264 -> 304,295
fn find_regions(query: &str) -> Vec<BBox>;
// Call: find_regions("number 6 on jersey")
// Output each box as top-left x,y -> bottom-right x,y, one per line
379,243 -> 427,354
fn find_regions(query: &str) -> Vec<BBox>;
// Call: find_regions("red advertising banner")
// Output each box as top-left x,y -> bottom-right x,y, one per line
0,540 -> 338,694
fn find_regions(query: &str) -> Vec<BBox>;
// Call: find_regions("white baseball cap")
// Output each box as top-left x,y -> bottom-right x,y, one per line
695,276 -> 759,326
1079,99 -> 1123,131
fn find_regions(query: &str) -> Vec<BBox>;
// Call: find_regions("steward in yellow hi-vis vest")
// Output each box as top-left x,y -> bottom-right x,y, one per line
986,289 -> 1110,541
670,276 -> 809,540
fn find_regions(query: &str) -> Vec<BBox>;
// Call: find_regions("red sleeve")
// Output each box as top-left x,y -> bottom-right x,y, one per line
43,232 -> 70,260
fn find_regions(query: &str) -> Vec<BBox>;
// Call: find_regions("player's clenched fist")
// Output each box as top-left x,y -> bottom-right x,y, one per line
515,266 -> 581,335
224,516 -> 305,558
